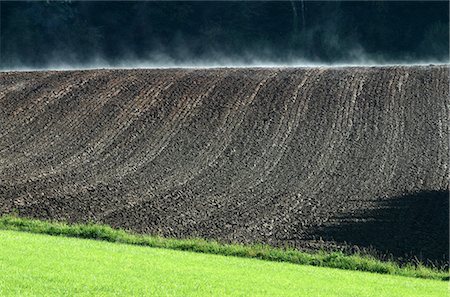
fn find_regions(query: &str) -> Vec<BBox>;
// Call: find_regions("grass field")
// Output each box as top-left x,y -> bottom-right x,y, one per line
0,230 -> 447,297
0,216 -> 447,280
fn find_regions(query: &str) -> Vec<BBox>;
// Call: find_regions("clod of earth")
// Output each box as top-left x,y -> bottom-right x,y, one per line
0,66 -> 448,267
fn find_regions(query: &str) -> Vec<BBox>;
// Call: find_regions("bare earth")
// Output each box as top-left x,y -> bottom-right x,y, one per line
0,66 -> 448,266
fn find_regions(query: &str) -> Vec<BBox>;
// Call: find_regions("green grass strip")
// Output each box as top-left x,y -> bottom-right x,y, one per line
0,215 -> 447,281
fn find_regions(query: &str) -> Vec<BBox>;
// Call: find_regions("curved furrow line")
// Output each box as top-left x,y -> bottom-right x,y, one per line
75,70 -> 190,173
38,71 -> 192,196
0,71 -> 112,175
40,74 -> 147,156
215,70 -> 298,191
9,73 -> 152,182
78,75 -> 167,156
339,69 -> 389,194
236,70 -> 316,191
0,74 -> 56,147
0,74 -> 40,102
104,70 -> 220,180
181,70 -> 282,194
186,70 -> 326,233
155,70 -> 281,203
117,70 -> 246,189
305,71 -> 371,225
0,72 -> 124,180
32,74 -> 134,152
261,70 -> 326,174
103,67 -> 368,234
0,73 -> 158,211
0,71 -> 105,151
237,70 -> 366,231
96,70 -> 257,219
190,71 -> 281,189
355,69 -> 396,193
99,70 -> 278,220
92,71 -> 229,217
378,69 -> 409,191
308,71 -> 366,195
367,68 -> 408,195
197,70 -> 279,169
393,70 -> 409,172
354,69 -> 383,144
290,70 -> 359,198
433,67 -> 449,188
398,68 -> 447,190
49,71 -> 181,179
0,71 -> 83,139
441,76 -> 449,186
0,71 -> 59,112
71,70 -> 193,184
350,69 -> 399,196
141,70 -> 272,191
235,68 -> 331,203
253,69 -> 361,232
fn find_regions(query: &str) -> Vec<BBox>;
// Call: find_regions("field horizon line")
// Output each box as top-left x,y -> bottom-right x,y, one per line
1,63 -> 448,73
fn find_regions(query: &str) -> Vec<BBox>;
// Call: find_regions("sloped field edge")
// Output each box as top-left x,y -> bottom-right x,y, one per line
0,215 -> 447,280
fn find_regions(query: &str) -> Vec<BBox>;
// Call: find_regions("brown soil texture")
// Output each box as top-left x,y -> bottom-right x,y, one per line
1,66 -> 448,266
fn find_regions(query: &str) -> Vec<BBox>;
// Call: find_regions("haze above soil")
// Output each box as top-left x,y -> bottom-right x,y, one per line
2,62 -> 448,72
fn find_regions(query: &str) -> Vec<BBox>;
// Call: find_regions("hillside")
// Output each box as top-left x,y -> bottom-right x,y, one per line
0,66 -> 448,265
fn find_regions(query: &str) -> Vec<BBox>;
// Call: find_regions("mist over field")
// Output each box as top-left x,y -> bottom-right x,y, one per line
1,1 -> 448,70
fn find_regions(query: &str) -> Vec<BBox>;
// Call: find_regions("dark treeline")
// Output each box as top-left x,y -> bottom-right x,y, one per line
1,1 -> 448,69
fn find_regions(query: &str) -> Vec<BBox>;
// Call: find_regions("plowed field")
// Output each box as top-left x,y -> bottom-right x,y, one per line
1,66 -> 448,266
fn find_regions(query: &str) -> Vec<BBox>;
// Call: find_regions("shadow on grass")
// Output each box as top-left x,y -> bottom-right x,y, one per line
315,190 -> 449,268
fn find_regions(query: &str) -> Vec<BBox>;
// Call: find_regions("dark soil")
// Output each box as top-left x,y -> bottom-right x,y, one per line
1,66 -> 448,267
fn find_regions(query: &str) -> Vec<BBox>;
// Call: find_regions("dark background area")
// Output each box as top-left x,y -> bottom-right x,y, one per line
0,1 -> 448,69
